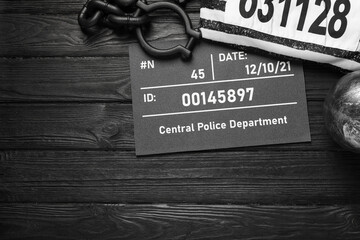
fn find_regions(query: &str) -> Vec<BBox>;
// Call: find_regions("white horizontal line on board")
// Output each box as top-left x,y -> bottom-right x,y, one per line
140,74 -> 295,90
142,102 -> 298,118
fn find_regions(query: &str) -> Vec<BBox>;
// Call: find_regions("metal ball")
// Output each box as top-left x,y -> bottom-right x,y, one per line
324,71 -> 360,153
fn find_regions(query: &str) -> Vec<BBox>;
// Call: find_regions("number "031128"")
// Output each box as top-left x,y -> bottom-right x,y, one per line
239,0 -> 350,39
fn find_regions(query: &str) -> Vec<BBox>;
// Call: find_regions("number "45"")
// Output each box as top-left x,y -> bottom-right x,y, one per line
191,69 -> 205,80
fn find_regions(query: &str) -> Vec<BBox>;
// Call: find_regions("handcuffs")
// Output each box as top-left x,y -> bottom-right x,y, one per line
78,0 -> 201,60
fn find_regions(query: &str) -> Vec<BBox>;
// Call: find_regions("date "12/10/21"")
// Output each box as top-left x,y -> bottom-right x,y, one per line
182,88 -> 254,107
238,0 -> 350,39
245,61 -> 291,75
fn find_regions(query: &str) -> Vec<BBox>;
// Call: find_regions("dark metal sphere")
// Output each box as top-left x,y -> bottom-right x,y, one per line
324,71 -> 360,153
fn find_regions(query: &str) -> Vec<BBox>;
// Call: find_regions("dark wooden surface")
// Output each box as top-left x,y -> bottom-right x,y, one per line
1,1 -> 359,239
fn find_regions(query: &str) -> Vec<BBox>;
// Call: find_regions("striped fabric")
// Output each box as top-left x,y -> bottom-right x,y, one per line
200,0 -> 360,71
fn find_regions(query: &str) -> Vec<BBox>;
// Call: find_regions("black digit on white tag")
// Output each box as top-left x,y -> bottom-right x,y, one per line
238,0 -> 351,39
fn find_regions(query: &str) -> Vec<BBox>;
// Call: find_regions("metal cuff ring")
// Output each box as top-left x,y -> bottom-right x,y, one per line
135,0 -> 201,60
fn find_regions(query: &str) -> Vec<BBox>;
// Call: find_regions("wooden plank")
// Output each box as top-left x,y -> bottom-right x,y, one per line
0,57 -> 131,102
0,13 -> 199,57
1,150 -> 360,203
0,0 -> 201,14
303,62 -> 344,100
1,204 -> 359,239
0,103 -> 134,149
0,101 -> 341,150
0,58 -> 344,102
0,0 -> 87,14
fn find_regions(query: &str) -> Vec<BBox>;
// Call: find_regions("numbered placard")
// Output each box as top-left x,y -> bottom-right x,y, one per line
130,40 -> 311,155
225,0 -> 359,51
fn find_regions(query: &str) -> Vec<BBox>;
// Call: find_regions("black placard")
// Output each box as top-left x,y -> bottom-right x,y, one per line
130,40 -> 311,155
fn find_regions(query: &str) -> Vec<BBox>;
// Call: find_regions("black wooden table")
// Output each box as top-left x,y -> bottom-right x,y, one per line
1,1 -> 360,239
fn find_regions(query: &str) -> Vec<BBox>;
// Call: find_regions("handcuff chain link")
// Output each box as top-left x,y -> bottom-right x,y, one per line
78,0 -> 200,60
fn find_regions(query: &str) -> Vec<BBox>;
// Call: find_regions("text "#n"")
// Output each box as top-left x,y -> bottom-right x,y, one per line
140,60 -> 155,70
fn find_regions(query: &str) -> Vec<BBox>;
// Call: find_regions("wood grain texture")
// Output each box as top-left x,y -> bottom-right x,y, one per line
0,0 -> 201,14
0,103 -> 134,149
1,204 -> 359,239
0,13 -> 198,57
2,0 -> 359,239
0,57 -> 131,102
1,150 -> 360,203
0,101 -> 342,150
0,0 -> 86,14
0,58 -> 344,103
